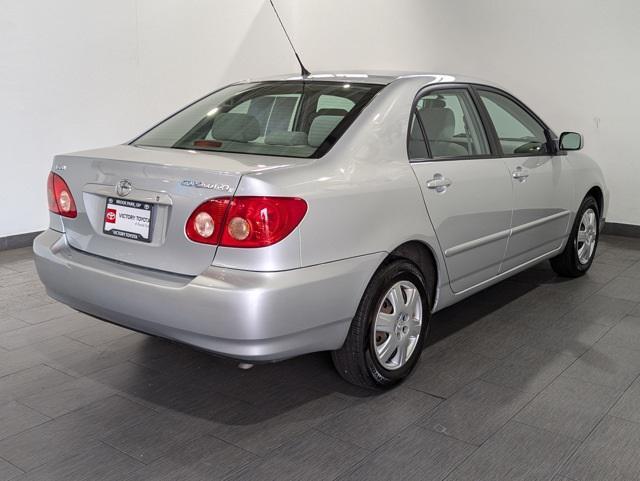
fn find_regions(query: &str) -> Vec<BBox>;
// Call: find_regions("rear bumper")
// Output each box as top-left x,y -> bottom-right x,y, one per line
34,229 -> 384,361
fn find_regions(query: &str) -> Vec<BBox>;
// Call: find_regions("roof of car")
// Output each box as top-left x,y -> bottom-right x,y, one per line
250,70 -> 502,88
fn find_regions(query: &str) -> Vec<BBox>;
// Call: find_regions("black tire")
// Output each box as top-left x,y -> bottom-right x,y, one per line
550,195 -> 600,277
332,258 -> 432,389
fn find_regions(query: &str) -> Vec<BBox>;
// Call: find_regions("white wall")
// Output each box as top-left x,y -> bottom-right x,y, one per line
0,0 -> 297,237
2,0 -> 639,238
288,0 -> 640,226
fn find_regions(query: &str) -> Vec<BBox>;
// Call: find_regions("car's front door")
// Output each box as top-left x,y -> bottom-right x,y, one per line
475,88 -> 574,272
409,86 -> 513,293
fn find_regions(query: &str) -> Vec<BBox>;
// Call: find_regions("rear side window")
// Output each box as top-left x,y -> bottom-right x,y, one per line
478,90 -> 548,155
133,81 -> 382,158
409,89 -> 490,159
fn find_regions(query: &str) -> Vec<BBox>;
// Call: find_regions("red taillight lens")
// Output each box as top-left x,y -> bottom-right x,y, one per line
47,172 -> 77,218
221,197 -> 307,248
185,196 -> 307,248
185,198 -> 230,245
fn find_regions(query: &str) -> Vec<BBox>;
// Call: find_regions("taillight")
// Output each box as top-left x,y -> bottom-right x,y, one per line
47,172 -> 77,218
185,196 -> 307,248
221,197 -> 307,248
185,198 -> 230,245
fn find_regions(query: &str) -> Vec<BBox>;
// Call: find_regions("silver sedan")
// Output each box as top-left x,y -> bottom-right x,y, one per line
34,72 -> 608,388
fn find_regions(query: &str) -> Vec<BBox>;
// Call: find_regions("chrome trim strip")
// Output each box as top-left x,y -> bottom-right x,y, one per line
510,210 -> 570,235
83,183 -> 173,205
444,229 -> 511,257
444,210 -> 571,258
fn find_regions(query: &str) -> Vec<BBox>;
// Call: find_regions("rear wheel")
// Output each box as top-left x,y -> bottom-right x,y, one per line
332,259 -> 431,389
550,195 -> 600,277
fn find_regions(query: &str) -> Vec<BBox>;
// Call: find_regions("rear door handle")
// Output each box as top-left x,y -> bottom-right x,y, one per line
512,166 -> 529,181
426,174 -> 452,193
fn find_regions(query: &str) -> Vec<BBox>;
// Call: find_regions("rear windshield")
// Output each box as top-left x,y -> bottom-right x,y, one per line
132,81 -> 383,158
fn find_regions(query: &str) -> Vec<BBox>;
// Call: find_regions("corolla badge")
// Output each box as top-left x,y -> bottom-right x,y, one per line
116,179 -> 132,197
181,180 -> 231,192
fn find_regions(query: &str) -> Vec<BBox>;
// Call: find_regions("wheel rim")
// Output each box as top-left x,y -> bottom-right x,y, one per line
373,280 -> 423,371
577,208 -> 598,265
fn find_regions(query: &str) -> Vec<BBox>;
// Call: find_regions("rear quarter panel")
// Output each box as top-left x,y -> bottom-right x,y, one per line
216,78 -> 449,291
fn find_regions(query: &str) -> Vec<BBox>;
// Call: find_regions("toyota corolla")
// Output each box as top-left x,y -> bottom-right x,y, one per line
34,72 -> 608,388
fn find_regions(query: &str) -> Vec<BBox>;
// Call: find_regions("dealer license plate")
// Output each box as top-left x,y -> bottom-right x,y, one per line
103,197 -> 153,243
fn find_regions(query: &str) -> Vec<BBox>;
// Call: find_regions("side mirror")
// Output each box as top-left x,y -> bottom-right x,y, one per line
559,132 -> 583,151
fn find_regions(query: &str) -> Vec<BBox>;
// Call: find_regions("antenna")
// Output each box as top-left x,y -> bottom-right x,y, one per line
269,0 -> 310,77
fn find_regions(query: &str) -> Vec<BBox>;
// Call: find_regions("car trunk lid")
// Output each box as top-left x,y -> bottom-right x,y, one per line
53,144 -> 286,276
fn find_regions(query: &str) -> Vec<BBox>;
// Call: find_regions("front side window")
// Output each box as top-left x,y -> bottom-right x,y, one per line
478,90 -> 548,155
133,81 -> 382,158
409,89 -> 490,159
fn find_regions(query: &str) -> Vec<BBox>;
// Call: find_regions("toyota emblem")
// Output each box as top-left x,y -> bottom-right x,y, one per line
116,179 -> 132,197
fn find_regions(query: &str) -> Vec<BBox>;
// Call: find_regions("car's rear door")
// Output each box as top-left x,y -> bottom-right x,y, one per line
474,87 -> 574,271
409,85 -> 513,293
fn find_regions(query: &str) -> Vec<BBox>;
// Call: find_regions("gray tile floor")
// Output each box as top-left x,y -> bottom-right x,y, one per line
0,234 -> 639,480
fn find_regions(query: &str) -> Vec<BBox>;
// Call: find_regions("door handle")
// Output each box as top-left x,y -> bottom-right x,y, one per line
426,174 -> 452,193
512,166 -> 529,181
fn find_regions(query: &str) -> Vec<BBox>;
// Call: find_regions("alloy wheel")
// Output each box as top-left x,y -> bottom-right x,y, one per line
576,208 -> 597,265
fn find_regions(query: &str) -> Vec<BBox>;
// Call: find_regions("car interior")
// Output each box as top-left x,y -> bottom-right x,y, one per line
409,94 -> 487,159
409,90 -> 550,159
169,82 -> 376,158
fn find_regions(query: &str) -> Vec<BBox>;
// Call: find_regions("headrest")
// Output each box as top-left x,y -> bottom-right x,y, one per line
211,113 -> 260,142
308,115 -> 343,147
265,131 -> 308,146
315,108 -> 349,117
423,98 -> 446,108
418,107 -> 455,140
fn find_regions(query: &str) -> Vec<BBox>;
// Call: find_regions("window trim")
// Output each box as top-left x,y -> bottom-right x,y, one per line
411,105 -> 432,159
470,85 -> 558,158
407,83 -> 498,163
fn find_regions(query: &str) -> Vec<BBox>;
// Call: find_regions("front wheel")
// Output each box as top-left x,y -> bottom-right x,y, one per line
332,259 -> 431,389
550,195 -> 600,277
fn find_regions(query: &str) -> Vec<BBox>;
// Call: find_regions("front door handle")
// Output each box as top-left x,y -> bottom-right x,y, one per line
426,174 -> 452,193
512,166 -> 529,181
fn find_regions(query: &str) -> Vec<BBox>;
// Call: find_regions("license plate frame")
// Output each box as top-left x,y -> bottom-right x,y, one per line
103,197 -> 154,243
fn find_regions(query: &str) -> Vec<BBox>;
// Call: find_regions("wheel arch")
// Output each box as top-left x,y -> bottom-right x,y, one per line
385,240 -> 440,308
585,185 -> 604,218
